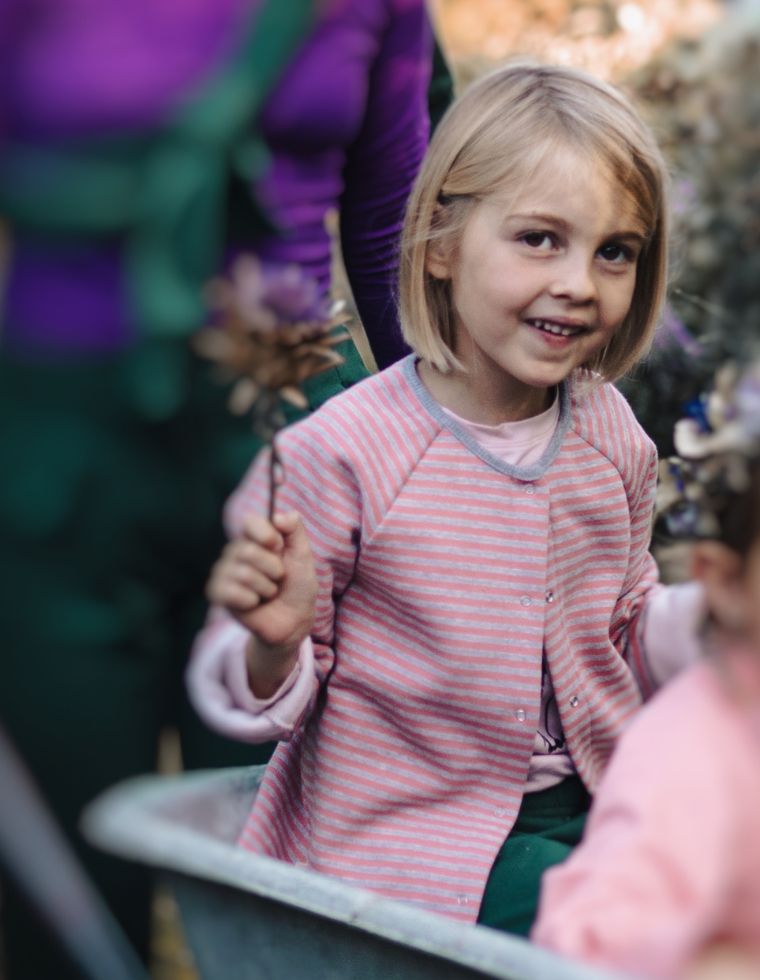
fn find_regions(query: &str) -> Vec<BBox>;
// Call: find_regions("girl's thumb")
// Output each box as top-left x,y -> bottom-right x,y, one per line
274,511 -> 311,557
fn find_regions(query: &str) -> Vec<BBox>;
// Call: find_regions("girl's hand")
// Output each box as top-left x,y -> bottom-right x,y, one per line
206,512 -> 318,691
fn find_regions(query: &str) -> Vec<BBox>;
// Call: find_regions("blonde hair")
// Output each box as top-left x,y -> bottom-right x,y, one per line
398,62 -> 670,382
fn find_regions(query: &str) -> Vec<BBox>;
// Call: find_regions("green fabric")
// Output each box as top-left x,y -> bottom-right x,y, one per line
289,328 -> 373,420
477,777 -> 591,937
0,0 -> 316,342
0,349 -> 273,978
0,330 -> 366,978
427,33 -> 455,132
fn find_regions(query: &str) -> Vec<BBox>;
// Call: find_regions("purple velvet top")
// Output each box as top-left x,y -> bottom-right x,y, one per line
1,0 -> 432,368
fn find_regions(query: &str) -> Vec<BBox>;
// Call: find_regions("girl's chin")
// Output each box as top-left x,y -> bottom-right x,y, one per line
525,348 -> 598,383
517,365 -> 577,389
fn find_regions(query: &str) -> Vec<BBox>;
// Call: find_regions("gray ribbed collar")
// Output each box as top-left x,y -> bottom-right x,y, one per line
401,354 -> 572,481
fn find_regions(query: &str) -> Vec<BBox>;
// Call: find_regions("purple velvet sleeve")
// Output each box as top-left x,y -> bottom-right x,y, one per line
251,0 -> 433,371
338,1 -> 432,369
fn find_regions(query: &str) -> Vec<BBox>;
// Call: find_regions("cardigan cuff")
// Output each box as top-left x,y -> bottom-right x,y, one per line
186,618 -> 315,742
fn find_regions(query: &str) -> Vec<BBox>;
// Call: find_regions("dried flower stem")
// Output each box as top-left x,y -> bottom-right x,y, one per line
268,443 -> 280,520
195,256 -> 350,520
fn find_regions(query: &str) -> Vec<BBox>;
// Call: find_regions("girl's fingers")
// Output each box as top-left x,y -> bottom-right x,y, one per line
238,541 -> 286,580
222,540 -> 285,581
206,578 -> 261,611
207,512 -> 312,614
227,561 -> 280,599
206,550 -> 282,608
241,513 -> 285,552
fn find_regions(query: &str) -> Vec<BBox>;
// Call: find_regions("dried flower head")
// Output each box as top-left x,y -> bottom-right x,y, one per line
195,256 -> 352,515
195,255 -> 350,419
656,358 -> 760,540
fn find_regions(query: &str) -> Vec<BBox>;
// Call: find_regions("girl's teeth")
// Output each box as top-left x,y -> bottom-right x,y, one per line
531,319 -> 579,337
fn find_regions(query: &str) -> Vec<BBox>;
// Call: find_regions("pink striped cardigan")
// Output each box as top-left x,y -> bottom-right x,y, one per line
195,355 -> 661,922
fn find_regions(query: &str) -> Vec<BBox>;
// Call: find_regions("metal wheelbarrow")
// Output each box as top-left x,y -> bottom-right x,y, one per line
83,766 -> 626,980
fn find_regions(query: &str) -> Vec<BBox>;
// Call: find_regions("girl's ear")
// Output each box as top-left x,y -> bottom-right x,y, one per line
691,540 -> 748,633
425,205 -> 453,280
425,239 -> 451,280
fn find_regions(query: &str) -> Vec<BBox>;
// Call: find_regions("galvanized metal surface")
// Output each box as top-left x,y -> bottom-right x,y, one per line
83,767 -> 629,980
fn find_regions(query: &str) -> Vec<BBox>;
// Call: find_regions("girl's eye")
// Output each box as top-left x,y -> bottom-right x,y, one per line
598,242 -> 635,264
519,231 -> 556,250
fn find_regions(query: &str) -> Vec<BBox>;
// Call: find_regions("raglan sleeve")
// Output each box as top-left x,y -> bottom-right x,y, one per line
186,422 -> 362,743
608,441 -> 665,697
338,0 -> 434,370
610,437 -> 707,696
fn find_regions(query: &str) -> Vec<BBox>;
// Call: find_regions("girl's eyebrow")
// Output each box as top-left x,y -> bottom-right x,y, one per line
506,212 -> 571,227
507,212 -> 648,244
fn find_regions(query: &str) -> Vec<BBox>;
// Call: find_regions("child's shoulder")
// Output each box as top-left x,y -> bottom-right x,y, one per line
277,356 -> 438,461
569,374 -> 656,474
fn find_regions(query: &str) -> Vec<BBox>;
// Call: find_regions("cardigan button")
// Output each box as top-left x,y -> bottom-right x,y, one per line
545,590 -> 555,603
515,709 -> 526,722
525,484 -> 536,495
569,695 -> 580,708
519,596 -> 531,607
456,894 -> 470,906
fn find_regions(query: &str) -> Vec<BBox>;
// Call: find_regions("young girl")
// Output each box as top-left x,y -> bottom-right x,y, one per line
187,62 -> 703,933
532,361 -> 760,978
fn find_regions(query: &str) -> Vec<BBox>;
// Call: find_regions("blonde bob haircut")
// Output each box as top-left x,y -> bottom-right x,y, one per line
398,61 -> 670,382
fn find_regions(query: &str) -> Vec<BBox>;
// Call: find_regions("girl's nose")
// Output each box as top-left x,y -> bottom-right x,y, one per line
549,255 -> 596,303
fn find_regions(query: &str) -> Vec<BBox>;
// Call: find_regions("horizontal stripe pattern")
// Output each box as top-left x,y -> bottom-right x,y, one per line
225,357 -> 659,921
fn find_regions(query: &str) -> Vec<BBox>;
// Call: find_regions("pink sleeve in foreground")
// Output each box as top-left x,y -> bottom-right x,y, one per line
532,669 -> 735,979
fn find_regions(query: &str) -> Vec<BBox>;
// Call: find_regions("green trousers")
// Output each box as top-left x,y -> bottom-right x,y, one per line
478,776 -> 591,937
0,337 -> 368,978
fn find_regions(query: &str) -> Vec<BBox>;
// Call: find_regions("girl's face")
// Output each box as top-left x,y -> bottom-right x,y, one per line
427,150 -> 648,418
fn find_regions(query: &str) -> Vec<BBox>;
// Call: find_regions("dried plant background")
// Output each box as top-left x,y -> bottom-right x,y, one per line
431,0 -> 719,84
621,4 -> 760,454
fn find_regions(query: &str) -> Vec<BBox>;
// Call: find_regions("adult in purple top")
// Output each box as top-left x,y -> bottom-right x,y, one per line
0,1 -> 444,975
2,0 -> 433,364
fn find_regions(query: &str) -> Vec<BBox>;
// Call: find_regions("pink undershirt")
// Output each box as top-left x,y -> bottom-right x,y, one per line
440,395 -> 559,466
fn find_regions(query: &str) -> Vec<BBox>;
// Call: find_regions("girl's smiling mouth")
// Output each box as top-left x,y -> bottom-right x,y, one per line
524,317 -> 589,339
